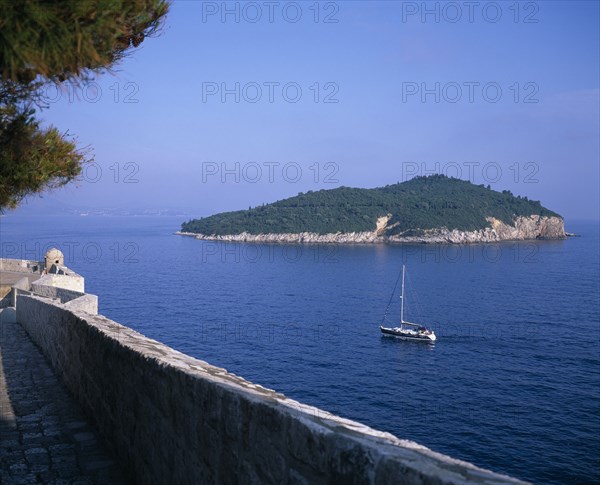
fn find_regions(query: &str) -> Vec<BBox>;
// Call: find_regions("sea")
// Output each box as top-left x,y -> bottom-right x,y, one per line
1,215 -> 598,484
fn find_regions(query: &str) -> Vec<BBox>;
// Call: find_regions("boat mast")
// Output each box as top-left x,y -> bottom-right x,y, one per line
400,265 -> 405,324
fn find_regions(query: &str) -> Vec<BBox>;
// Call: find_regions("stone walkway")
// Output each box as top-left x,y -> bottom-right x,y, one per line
0,308 -> 126,484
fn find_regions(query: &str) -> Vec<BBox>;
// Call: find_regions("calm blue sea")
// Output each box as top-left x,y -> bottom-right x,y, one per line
1,215 -> 598,484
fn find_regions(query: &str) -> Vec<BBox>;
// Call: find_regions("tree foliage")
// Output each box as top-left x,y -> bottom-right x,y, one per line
0,0 -> 169,210
182,175 -> 562,236
0,105 -> 84,209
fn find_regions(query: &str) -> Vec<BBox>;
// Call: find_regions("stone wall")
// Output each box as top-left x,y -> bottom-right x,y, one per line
63,294 -> 98,315
30,280 -> 88,305
11,288 -> 35,308
0,258 -> 43,273
1,277 -> 31,308
16,294 -> 525,485
1,276 -> 32,308
33,273 -> 84,293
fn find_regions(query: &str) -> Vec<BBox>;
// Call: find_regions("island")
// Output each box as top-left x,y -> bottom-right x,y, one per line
179,175 -> 566,244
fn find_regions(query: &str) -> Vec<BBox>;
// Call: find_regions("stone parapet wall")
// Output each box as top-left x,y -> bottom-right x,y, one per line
63,294 -> 98,315
16,294 -> 526,485
30,280 -> 87,305
0,258 -> 43,273
33,273 -> 84,293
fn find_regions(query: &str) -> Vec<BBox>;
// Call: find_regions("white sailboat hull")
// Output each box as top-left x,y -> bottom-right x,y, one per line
380,326 -> 437,342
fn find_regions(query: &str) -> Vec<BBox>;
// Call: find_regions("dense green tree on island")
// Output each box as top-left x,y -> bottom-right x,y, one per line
182,175 -> 561,236
0,0 -> 169,210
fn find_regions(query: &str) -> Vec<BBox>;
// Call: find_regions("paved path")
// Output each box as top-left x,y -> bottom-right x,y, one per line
0,308 -> 126,484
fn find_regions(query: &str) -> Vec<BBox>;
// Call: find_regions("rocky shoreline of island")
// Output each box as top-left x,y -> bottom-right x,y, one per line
176,215 -> 566,245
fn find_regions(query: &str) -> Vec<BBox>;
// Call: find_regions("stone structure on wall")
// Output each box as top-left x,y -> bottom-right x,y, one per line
2,251 -> 527,484
45,248 -> 65,271
0,249 -> 96,312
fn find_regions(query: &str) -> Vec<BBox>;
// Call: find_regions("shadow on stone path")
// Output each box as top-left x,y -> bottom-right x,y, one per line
0,308 -> 127,485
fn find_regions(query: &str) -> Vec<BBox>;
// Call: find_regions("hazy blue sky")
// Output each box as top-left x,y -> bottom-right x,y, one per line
12,0 -> 600,220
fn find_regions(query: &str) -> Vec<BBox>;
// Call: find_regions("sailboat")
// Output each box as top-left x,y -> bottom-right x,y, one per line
379,265 -> 437,342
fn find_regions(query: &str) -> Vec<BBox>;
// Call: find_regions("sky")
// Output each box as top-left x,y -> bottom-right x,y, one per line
11,0 -> 600,220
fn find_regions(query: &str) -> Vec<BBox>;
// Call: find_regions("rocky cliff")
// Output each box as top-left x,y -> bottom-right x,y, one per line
177,215 -> 566,245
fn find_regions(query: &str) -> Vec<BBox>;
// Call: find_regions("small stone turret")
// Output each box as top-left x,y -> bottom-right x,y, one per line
45,248 -> 64,272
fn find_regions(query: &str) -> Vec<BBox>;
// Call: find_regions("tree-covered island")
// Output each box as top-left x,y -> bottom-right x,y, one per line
181,175 -> 562,239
